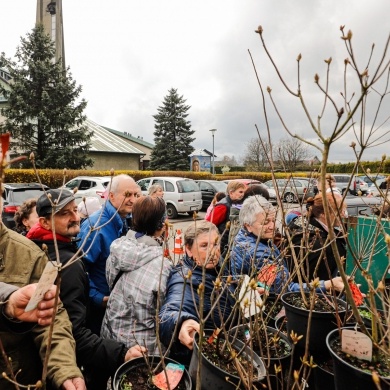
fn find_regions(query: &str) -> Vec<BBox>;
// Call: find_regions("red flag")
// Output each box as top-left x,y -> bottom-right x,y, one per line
1,133 -> 10,159
349,280 -> 364,306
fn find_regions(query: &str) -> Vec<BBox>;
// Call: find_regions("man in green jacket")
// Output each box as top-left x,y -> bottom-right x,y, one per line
0,210 -> 85,389
1,282 -> 57,329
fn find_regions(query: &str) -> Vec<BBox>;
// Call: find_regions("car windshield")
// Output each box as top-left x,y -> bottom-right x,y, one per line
177,180 -> 199,193
7,189 -> 46,204
213,182 -> 227,192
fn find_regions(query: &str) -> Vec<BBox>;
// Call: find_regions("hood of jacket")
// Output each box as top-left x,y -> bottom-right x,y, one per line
234,227 -> 280,256
108,230 -> 164,275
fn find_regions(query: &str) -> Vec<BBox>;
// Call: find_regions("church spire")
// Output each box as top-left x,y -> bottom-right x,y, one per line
36,0 -> 65,68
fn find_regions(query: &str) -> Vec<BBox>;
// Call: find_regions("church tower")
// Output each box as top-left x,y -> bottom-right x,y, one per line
36,0 -> 65,68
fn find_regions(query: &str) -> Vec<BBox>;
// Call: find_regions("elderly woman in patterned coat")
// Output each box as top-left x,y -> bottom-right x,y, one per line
101,196 -> 172,353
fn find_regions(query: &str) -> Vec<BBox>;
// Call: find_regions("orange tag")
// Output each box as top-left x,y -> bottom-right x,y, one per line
258,264 -> 278,288
207,328 -> 221,344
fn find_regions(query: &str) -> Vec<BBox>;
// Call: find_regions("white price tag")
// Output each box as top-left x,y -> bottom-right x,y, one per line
341,329 -> 373,362
25,262 -> 58,312
238,275 -> 263,318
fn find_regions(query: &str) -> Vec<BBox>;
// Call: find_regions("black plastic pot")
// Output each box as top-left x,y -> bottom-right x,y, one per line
261,295 -> 285,329
112,355 -> 192,390
312,352 -> 335,390
357,306 -> 387,330
274,315 -> 288,335
281,292 -> 347,354
326,327 -> 390,390
229,324 -> 292,378
189,329 -> 266,390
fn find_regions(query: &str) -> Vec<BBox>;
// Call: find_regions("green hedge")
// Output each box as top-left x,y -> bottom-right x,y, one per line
325,160 -> 390,174
4,169 -> 319,188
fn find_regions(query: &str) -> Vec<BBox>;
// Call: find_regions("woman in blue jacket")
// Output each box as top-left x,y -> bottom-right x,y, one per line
230,195 -> 345,293
159,220 -> 234,365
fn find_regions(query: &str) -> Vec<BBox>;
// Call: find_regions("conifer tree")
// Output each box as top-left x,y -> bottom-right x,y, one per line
0,24 -> 93,169
150,88 -> 195,170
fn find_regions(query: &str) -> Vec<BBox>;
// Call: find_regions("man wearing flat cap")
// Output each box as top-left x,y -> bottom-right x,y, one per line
0,187 -> 85,389
27,189 -> 144,390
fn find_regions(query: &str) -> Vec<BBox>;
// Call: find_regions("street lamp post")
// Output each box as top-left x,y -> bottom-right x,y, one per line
209,129 -> 217,174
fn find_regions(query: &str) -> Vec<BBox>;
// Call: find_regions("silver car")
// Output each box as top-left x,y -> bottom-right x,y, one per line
137,177 -> 202,218
332,174 -> 369,195
263,178 -> 314,203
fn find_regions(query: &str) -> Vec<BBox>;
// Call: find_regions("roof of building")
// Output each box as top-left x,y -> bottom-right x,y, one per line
189,148 -> 216,157
87,118 -> 145,155
103,126 -> 154,149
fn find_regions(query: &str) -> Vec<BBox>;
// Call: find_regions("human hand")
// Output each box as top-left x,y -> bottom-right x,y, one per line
256,286 -> 268,295
125,345 -> 147,361
325,276 -> 346,292
179,319 -> 200,350
61,377 -> 86,389
5,284 -> 58,326
102,296 -> 109,307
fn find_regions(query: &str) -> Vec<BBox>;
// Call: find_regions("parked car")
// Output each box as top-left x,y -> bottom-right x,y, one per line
369,177 -> 388,196
332,174 -> 369,195
292,177 -> 317,198
263,178 -> 314,203
344,195 -> 382,217
267,188 -> 278,204
60,176 -> 112,203
223,179 -> 262,186
358,174 -> 385,187
136,177 -> 202,218
2,183 -> 49,229
195,180 -> 227,210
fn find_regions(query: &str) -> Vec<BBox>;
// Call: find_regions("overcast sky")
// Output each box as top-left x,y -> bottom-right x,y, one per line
1,0 -> 389,163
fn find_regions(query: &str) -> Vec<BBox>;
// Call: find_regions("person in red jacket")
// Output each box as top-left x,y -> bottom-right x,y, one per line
206,180 -> 246,253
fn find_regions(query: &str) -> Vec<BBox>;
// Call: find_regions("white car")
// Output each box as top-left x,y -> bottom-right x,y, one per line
60,176 -> 112,203
137,177 -> 202,218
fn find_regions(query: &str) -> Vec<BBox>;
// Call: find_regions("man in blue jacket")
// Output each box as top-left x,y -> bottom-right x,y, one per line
77,174 -> 141,335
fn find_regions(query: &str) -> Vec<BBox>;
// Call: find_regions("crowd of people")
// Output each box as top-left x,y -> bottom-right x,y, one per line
0,175 -> 363,389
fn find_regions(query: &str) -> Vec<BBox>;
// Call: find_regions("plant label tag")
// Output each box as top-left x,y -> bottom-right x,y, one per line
207,328 -> 220,344
238,275 -> 263,318
258,264 -> 278,289
25,262 -> 58,312
152,363 -> 184,390
341,329 -> 373,362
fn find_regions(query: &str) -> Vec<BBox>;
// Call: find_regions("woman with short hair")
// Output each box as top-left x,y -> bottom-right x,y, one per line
286,193 -> 347,282
159,220 -> 234,364
230,195 -> 345,293
14,198 -> 39,235
101,196 -> 172,353
148,184 -> 164,198
206,180 -> 246,252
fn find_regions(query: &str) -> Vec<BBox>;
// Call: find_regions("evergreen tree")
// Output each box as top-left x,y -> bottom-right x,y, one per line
150,88 -> 195,170
0,24 -> 93,169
